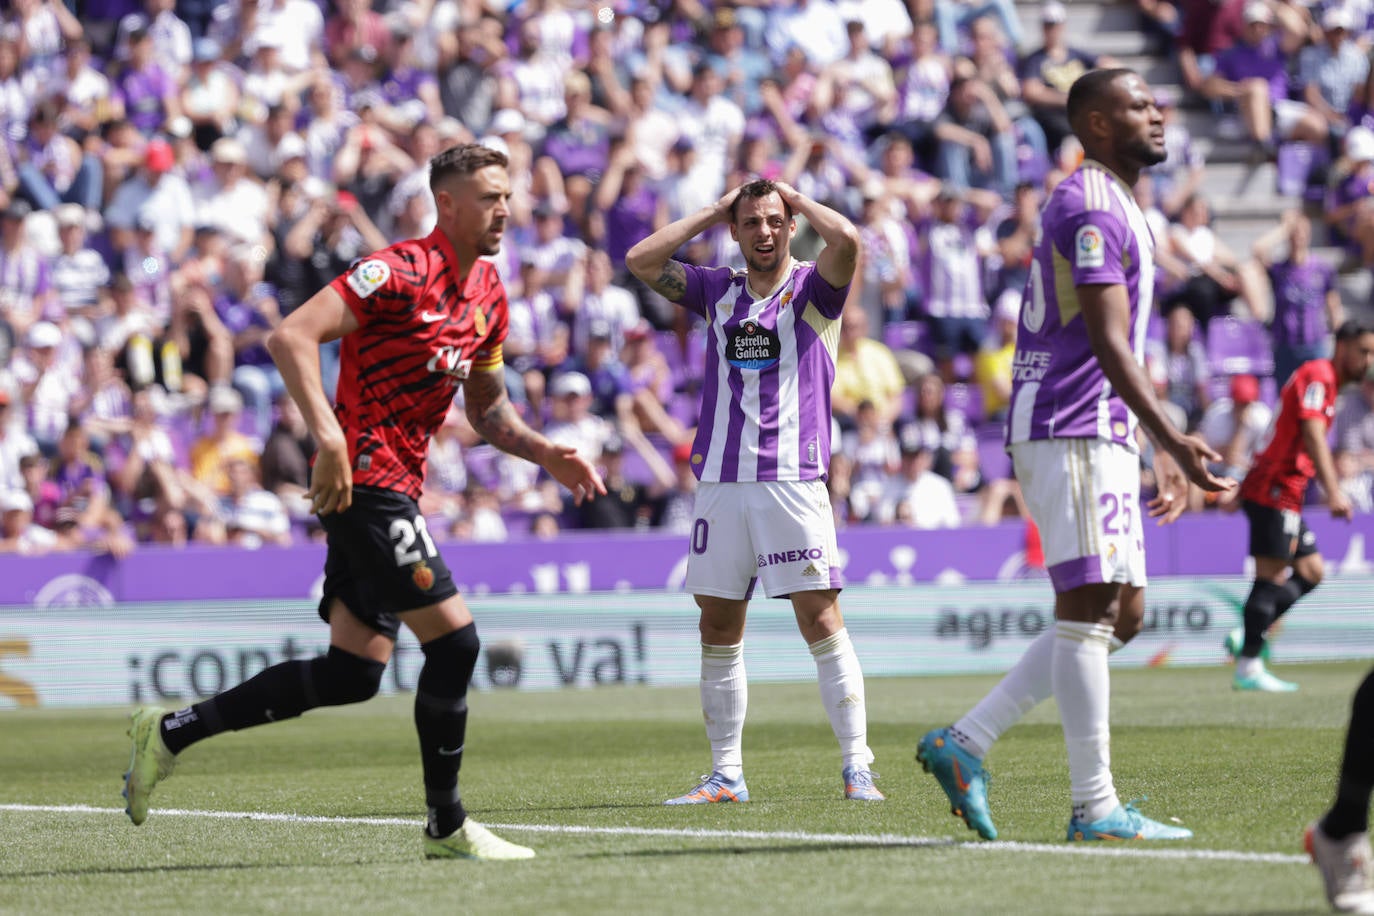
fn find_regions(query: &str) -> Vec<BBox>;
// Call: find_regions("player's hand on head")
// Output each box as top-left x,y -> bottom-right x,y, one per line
542,442 -> 606,506
308,440 -> 353,516
713,185 -> 743,221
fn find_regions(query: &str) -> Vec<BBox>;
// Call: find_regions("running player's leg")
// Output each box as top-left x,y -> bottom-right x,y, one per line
403,595 -> 533,860
1236,500 -> 1302,691
1309,668 -> 1374,912
124,600 -> 390,825
669,481 -> 754,805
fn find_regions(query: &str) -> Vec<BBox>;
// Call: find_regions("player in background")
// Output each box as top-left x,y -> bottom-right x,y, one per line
1227,320 -> 1374,691
121,144 -> 605,860
625,178 -> 884,804
916,69 -> 1233,842
1309,669 -> 1374,914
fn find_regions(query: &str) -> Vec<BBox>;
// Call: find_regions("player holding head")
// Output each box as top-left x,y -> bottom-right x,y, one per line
1228,319 -> 1374,691
625,178 -> 884,804
1308,669 -> 1374,913
121,143 -> 605,860
916,68 -> 1234,842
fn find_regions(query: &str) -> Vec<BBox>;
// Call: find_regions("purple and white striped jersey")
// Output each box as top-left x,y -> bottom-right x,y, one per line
680,259 -> 848,482
1007,160 -> 1154,452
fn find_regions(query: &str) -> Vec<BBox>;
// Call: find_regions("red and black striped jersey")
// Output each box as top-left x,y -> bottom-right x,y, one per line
328,228 -> 508,499
1240,358 -> 1337,512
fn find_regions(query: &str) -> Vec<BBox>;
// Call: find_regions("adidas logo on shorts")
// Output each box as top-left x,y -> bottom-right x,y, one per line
801,562 -> 821,577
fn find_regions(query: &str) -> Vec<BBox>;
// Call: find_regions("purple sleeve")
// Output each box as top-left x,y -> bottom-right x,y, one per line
799,262 -> 849,319
1052,205 -> 1128,288
680,262 -> 734,320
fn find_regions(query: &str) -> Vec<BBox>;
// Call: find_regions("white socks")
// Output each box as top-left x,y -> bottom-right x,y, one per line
810,628 -> 873,770
1053,620 -> 1118,823
700,642 -> 746,780
1236,655 -> 1263,680
953,627 -> 1126,760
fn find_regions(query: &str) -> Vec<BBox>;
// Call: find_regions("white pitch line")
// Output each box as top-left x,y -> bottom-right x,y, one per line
0,804 -> 1308,865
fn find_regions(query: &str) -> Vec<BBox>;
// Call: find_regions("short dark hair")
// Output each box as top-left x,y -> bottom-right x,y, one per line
1066,67 -> 1139,137
429,143 -> 508,194
1336,318 -> 1374,342
729,179 -> 792,223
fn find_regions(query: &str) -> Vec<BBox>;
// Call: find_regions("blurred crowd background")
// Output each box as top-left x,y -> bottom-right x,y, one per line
3,0 -> 1374,555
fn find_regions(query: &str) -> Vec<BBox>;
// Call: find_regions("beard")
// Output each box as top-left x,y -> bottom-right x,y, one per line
1124,136 -> 1168,168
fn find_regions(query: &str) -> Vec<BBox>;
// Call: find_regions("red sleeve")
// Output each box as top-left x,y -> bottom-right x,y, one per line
1294,362 -> 1335,422
328,244 -> 415,327
471,268 -> 509,372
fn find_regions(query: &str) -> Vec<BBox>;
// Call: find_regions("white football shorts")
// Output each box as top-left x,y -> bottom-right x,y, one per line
1010,438 -> 1147,593
685,479 -> 842,600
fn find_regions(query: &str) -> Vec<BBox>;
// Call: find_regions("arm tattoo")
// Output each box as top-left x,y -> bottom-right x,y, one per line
652,260 -> 687,301
464,368 -> 544,463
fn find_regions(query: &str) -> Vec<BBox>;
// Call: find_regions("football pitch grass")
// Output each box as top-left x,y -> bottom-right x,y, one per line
1,661 -> 1362,915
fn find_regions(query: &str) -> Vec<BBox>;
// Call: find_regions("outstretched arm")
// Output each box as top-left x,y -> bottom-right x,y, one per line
625,186 -> 740,301
463,367 -> 605,505
772,181 -> 860,288
1079,283 -> 1233,494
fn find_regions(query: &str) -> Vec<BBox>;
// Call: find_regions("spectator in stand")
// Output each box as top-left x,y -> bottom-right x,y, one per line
168,281 -> 234,396
655,441 -> 698,535
51,422 -> 130,552
882,425 -> 962,529
570,248 -> 642,356
98,274 -> 177,398
833,304 -> 906,429
974,289 -> 1020,424
15,321 -> 79,456
15,102 -> 103,213
0,489 -> 57,555
8,0 -> 82,73
1335,447 -> 1374,513
0,38 -> 36,143
216,245 -> 283,442
51,205 -> 110,332
1193,372 -> 1272,509
48,36 -> 123,134
121,214 -> 174,324
537,70 -> 613,235
495,16 -> 566,134
1327,126 -> 1374,266
767,0 -> 849,67
839,398 -> 901,522
1018,1 -> 1114,158
72,344 -> 131,453
854,179 -> 915,328
195,138 -> 271,250
907,371 -> 970,481
991,182 -> 1040,300
115,0 -> 191,77
106,138 -> 196,264
323,0 -> 390,70
379,27 -> 444,130
0,389 -> 39,494
18,452 -> 60,531
191,386 -> 260,496
1203,2 -> 1329,160
437,18 -> 502,139
622,320 -> 690,447
544,370 -> 610,467
300,77 -> 358,183
246,0 -> 324,75
578,318 -> 635,429
936,74 -> 1018,197
0,201 -> 55,343
933,0 -> 1023,55
180,38 -> 239,153
1176,0 -> 1247,94
593,149 -> 667,327
116,26 -> 181,138
916,186 -> 989,380
1160,194 -> 1263,329
1252,209 -> 1343,386
814,19 -> 898,144
963,16 -> 1052,177
575,431 -> 662,531
1299,7 -> 1367,146
678,62 -> 746,199
219,455 -> 291,547
260,391 -> 313,518
1148,303 -> 1212,431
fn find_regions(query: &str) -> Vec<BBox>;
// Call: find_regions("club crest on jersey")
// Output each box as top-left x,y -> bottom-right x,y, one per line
727,319 -> 781,371
473,308 -> 487,336
1075,224 -> 1105,269
412,561 -> 435,591
346,259 -> 391,298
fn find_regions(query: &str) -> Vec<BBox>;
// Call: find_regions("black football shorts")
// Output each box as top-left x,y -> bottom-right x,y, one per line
1242,499 -> 1317,563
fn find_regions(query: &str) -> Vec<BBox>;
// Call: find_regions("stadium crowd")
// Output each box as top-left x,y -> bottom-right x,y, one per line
2,0 -> 1374,554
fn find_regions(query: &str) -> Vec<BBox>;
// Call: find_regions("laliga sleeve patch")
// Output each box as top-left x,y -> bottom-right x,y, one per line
1302,381 -> 1326,411
346,259 -> 391,299
1074,224 -> 1105,269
